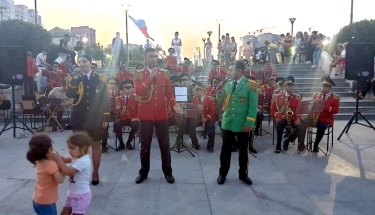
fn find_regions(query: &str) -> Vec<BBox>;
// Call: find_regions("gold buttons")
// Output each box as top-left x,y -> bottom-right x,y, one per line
232,108 -> 234,110
87,100 -> 89,102
87,107 -> 89,109
87,93 -> 89,95
87,86 -> 89,89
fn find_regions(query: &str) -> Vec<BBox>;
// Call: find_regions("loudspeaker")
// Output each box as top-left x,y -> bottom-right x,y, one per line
345,43 -> 374,81
0,46 -> 27,85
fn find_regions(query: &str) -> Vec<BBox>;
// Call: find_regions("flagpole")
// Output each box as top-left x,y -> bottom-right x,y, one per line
123,5 -> 130,65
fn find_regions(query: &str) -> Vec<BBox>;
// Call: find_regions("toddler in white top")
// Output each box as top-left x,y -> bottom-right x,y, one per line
48,132 -> 92,215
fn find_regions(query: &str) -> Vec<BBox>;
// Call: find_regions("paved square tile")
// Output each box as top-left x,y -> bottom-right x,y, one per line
0,120 -> 375,214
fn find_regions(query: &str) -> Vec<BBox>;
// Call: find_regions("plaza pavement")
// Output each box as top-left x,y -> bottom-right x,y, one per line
0,120 -> 375,215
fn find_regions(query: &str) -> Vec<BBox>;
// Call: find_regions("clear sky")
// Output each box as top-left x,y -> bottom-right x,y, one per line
16,0 -> 375,58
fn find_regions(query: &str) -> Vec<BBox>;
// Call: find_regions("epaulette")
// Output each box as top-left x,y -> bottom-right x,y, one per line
333,94 -> 340,101
312,92 -> 319,99
134,69 -> 143,81
272,93 -> 279,100
259,85 -> 265,91
99,74 -> 107,83
248,79 -> 259,90
295,94 -> 302,101
161,69 -> 170,80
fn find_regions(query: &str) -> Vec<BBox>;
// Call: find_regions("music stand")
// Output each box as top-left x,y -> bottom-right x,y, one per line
295,100 -> 325,154
170,104 -> 197,157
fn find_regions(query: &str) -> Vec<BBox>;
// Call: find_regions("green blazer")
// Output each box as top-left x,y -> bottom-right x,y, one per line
217,77 -> 258,132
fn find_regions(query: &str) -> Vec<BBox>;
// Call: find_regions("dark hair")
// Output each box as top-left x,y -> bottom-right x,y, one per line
144,47 -> 156,54
91,63 -> 97,67
52,62 -> 59,66
27,134 -> 53,166
68,132 -> 92,155
235,61 -> 245,73
280,34 -> 285,37
66,55 -> 71,60
175,31 -> 179,34
136,64 -> 144,69
79,55 -> 92,62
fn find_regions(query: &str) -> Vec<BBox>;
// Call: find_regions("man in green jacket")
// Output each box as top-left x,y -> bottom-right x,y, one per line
216,61 -> 258,185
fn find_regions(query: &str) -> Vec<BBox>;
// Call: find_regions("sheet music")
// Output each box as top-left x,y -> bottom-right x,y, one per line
176,95 -> 188,102
175,87 -> 187,96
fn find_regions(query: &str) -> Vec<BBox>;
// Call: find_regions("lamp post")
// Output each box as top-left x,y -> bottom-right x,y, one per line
0,6 -> 8,22
198,44 -> 201,66
34,0 -> 38,24
216,19 -> 223,62
194,49 -> 197,65
207,31 -> 212,38
123,4 -> 130,65
350,0 -> 353,24
202,38 -> 206,64
289,18 -> 296,37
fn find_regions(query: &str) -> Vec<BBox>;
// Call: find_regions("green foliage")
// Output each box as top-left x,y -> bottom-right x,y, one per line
0,20 -> 51,58
128,60 -> 144,67
120,45 -> 145,63
329,19 -> 375,55
84,44 -> 105,61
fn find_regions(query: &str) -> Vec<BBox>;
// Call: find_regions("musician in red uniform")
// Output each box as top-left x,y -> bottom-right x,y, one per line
133,48 -> 183,184
164,48 -> 178,70
101,78 -> 121,152
113,80 -> 138,151
273,77 -> 285,95
209,60 -> 228,81
168,76 -> 181,127
299,77 -> 340,152
270,76 -> 304,153
180,73 -> 190,87
116,65 -> 133,85
180,58 -> 194,76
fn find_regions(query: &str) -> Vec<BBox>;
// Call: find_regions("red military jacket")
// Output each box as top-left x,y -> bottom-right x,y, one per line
116,93 -> 139,120
27,57 -> 39,77
259,84 -> 275,95
107,89 -> 121,114
134,68 -> 176,121
164,55 -> 177,69
209,68 -> 228,80
53,72 -> 68,87
206,85 -> 219,97
270,92 -> 302,123
193,96 -> 215,122
181,66 -> 194,76
311,92 -> 340,125
116,71 -> 133,85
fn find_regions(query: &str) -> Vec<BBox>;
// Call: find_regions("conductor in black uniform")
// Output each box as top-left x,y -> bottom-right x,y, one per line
66,55 -> 110,185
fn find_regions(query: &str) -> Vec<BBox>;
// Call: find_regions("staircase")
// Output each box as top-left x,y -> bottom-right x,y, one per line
197,64 -> 375,120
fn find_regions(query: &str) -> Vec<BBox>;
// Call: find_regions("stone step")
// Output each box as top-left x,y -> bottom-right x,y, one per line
334,113 -> 375,120
340,100 -> 375,107
294,87 -> 351,93
294,78 -> 346,84
294,82 -> 350,87
338,106 -> 375,113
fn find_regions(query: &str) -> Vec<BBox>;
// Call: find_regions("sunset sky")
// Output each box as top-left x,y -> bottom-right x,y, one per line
16,0 -> 375,58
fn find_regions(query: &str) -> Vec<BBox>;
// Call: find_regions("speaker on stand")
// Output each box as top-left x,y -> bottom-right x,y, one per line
0,46 -> 34,137
338,42 -> 375,140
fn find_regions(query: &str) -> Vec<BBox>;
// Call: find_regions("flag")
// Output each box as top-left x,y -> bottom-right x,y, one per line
128,15 -> 154,41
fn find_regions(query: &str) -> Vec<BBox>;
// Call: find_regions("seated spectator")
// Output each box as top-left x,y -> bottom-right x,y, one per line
59,34 -> 77,65
335,42 -> 347,76
59,55 -> 74,74
36,50 -> 51,70
329,44 -> 344,76
74,41 -> 84,57
47,79 -> 69,128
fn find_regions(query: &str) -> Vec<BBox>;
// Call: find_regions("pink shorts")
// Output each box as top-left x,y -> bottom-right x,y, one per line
64,191 -> 92,214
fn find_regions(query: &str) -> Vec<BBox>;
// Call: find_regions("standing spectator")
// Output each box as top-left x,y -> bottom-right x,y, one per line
171,32 -> 182,64
311,33 -> 324,68
283,33 -> 293,64
243,40 -> 253,64
205,38 -> 212,64
299,32 -> 309,63
222,36 -> 234,69
59,34 -> 77,66
306,31 -> 318,64
231,37 -> 237,61
293,32 -> 303,63
74,41 -> 84,57
265,40 -> 278,64
36,50 -> 51,70
112,32 -> 124,67
144,39 -> 152,49
278,34 -> 285,64
25,51 -> 39,95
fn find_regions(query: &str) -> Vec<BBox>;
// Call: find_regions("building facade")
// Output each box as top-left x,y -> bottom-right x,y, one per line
0,0 -> 42,25
71,26 -> 96,45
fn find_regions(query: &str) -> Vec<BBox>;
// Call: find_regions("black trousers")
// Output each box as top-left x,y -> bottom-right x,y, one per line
114,119 -> 139,144
276,119 -> 302,148
219,129 -> 249,178
299,117 -> 330,146
280,52 -> 285,64
60,49 -> 77,65
176,118 -> 200,146
24,76 -> 35,95
139,120 -> 172,177
254,111 -> 264,132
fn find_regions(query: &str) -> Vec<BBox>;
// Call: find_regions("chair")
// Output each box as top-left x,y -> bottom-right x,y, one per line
272,117 -> 296,146
306,124 -> 333,156
114,125 -> 140,149
21,100 -> 43,129
0,95 -> 10,123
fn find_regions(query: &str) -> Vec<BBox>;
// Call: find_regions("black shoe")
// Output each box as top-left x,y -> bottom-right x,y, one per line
91,180 -> 99,185
217,175 -> 226,185
312,145 -> 319,153
207,148 -> 214,153
135,175 -> 147,184
193,144 -> 200,150
283,140 -> 289,150
249,147 -> 258,154
274,147 -> 281,154
239,176 -> 253,185
102,145 -> 109,153
255,129 -> 260,136
165,175 -> 175,184
231,147 -> 238,152
203,135 -> 207,139
126,143 -> 134,150
115,143 -> 125,151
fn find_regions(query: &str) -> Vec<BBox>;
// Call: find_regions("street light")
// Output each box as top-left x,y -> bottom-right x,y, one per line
123,4 -> 131,65
289,18 -> 296,36
34,0 -> 38,24
198,44 -> 201,66
202,38 -> 206,64
216,19 -> 223,61
82,37 -> 88,43
350,0 -> 354,24
0,6 -> 8,22
207,31 -> 212,38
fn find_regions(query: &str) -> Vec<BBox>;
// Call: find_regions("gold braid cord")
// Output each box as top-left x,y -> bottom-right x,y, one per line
222,94 -> 231,111
135,85 -> 154,103
69,82 -> 84,106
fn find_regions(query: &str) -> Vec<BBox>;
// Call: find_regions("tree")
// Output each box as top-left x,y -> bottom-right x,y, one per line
327,19 -> 375,55
84,44 -> 105,62
0,20 -> 52,58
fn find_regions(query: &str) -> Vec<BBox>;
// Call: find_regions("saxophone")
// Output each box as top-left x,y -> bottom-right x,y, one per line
115,94 -> 126,119
276,92 -> 294,125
